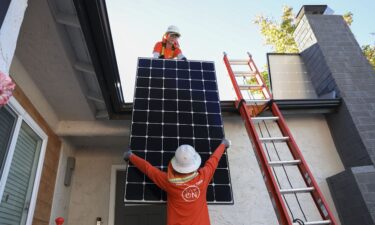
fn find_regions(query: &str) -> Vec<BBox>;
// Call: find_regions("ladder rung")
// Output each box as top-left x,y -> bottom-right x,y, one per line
251,116 -> 279,123
245,99 -> 270,105
293,220 -> 331,225
268,160 -> 301,166
233,71 -> 256,77
239,84 -> 263,90
280,187 -> 315,194
229,60 -> 248,65
259,137 -> 289,143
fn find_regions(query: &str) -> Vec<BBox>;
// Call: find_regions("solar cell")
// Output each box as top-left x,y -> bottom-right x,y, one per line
125,58 -> 233,204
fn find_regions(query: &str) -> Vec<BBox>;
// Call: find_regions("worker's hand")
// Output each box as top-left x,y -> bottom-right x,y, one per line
221,138 -> 231,149
158,55 -> 165,59
123,149 -> 133,161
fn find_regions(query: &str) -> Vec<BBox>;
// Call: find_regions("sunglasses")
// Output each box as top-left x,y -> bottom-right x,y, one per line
169,33 -> 180,38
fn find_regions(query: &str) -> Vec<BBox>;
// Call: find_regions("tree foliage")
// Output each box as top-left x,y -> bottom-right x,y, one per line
254,6 -> 298,53
254,6 -> 375,72
362,44 -> 375,70
343,12 -> 353,26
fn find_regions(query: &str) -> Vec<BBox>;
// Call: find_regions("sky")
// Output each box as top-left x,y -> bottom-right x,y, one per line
106,0 -> 375,101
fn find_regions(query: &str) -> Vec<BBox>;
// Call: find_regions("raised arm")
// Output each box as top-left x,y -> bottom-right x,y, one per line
125,151 -> 168,190
201,139 -> 231,180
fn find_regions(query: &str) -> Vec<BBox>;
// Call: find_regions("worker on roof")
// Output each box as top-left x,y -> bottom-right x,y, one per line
153,25 -> 187,60
124,139 -> 231,225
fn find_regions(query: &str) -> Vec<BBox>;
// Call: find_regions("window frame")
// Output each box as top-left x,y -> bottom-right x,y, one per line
0,97 -> 48,225
108,164 -> 127,225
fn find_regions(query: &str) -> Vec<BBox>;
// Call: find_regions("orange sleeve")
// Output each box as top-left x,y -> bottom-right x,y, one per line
129,154 -> 168,190
200,143 -> 226,183
174,47 -> 182,57
153,42 -> 162,53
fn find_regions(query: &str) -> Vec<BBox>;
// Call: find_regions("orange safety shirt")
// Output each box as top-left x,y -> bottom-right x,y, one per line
129,143 -> 226,225
153,41 -> 182,59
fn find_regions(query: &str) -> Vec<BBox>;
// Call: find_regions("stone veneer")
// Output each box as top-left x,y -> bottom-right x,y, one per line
294,6 -> 375,225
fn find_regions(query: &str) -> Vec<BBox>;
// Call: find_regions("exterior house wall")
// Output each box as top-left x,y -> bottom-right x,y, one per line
66,115 -> 343,225
1,2 -> 348,224
0,0 -> 27,73
12,85 -> 62,225
10,56 -> 59,131
294,11 -> 375,224
1,2 -> 63,224
67,147 -> 125,225
49,141 -> 76,224
294,14 -> 375,167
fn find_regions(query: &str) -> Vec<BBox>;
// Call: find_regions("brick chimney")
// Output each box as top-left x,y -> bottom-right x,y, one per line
294,5 -> 375,224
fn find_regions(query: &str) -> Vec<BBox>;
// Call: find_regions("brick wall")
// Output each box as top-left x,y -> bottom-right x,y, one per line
294,14 -> 375,167
294,8 -> 375,225
327,167 -> 374,225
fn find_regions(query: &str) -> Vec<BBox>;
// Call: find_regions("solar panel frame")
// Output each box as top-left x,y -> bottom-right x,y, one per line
125,58 -> 233,204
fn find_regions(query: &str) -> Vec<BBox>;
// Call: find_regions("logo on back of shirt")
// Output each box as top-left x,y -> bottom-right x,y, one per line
182,185 -> 200,202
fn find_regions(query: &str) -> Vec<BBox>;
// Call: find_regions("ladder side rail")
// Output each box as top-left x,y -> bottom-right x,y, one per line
223,53 -> 246,103
245,52 -> 273,117
247,53 -> 273,99
271,102 -> 338,225
239,103 -> 292,225
224,53 -> 292,225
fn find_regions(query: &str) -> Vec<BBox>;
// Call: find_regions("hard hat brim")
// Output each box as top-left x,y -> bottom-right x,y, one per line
170,153 -> 201,174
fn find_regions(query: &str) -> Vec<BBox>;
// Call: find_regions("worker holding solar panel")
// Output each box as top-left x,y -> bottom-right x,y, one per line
153,25 -> 187,60
124,139 -> 230,225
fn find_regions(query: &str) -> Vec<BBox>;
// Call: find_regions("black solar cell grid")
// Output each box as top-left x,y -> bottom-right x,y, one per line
125,58 -> 233,204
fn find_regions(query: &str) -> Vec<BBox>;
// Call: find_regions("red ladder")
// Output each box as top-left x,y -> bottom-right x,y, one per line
223,52 -> 337,225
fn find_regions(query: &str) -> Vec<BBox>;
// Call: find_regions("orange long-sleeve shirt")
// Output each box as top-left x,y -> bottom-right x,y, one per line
129,143 -> 226,225
153,41 -> 182,59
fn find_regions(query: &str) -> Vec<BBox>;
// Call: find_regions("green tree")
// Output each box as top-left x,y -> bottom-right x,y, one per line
362,44 -> 375,70
254,6 -> 375,72
253,6 -> 297,87
343,12 -> 353,26
254,6 -> 298,53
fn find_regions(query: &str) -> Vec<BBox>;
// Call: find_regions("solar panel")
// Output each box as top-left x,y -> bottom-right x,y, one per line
125,58 -> 233,204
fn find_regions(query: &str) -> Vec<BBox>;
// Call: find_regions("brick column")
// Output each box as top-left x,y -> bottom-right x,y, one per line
294,6 -> 375,225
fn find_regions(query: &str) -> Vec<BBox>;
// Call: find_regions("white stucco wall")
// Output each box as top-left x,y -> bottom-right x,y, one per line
209,116 -> 279,225
49,141 -> 76,224
284,115 -> 344,223
211,115 -> 343,224
0,0 -> 28,73
9,56 -> 60,130
66,114 -> 344,225
67,147 -> 125,225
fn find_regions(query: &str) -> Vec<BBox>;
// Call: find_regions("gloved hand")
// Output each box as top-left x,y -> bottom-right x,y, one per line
123,149 -> 133,161
221,138 -> 231,149
181,57 -> 187,61
158,55 -> 165,59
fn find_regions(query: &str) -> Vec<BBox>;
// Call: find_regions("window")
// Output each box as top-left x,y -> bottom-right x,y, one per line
0,107 -> 17,177
0,99 -> 47,225
0,0 -> 11,29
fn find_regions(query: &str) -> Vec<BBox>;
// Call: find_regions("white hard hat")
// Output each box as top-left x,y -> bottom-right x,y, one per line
166,25 -> 181,37
171,145 -> 201,174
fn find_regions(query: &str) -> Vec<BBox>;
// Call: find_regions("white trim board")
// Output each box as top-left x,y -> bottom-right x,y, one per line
108,164 -> 127,225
